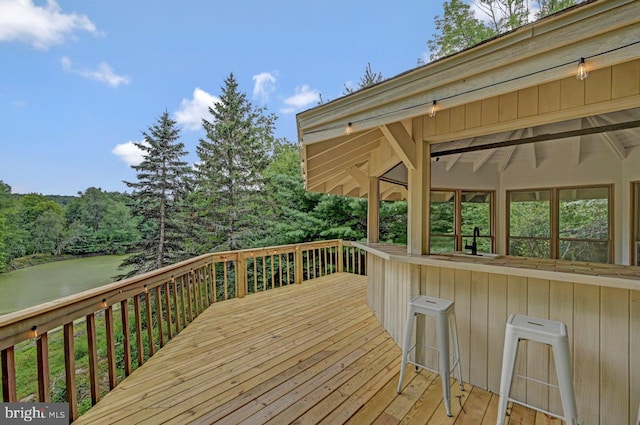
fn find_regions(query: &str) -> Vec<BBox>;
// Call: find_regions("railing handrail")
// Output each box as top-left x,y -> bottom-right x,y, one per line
0,239 -> 345,349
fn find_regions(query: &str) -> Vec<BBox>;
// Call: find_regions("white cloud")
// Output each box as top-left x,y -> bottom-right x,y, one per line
0,0 -> 98,49
174,87 -> 220,131
252,72 -> 276,104
112,141 -> 146,166
280,85 -> 320,114
60,56 -> 131,87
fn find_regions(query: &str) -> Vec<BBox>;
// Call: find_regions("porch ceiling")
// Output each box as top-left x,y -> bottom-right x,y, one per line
297,0 -> 640,200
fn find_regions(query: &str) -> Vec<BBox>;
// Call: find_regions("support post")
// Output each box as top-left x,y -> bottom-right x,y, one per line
368,176 -> 380,243
237,252 -> 246,297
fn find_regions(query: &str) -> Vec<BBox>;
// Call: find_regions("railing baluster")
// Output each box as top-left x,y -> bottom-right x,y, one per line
202,268 -> 210,308
145,291 -> 154,357
36,333 -> 50,402
223,261 -> 228,300
2,346 -> 17,402
156,286 -> 165,348
133,295 -> 144,366
185,273 -> 194,322
86,313 -> 100,405
63,322 -> 78,421
261,256 -> 266,291
121,300 -> 132,377
164,281 -> 173,340
179,276 -> 187,327
105,306 -> 117,390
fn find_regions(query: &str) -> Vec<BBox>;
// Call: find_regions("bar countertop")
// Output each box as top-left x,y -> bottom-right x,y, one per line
353,242 -> 640,291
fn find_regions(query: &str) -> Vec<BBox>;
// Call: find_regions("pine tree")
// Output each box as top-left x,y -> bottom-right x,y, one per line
194,73 -> 276,251
344,63 -> 383,95
120,111 -> 192,277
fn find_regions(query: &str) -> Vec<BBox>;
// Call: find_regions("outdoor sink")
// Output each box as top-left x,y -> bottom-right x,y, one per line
453,251 -> 501,259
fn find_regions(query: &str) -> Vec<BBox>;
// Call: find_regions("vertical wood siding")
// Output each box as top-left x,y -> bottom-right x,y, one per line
366,258 -> 640,425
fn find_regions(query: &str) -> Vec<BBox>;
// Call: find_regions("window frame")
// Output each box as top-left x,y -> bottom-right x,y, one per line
506,184 -> 613,263
430,189 -> 495,254
632,181 -> 640,266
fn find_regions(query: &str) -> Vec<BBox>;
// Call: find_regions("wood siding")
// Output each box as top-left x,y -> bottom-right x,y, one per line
424,59 -> 640,143
367,254 -> 640,425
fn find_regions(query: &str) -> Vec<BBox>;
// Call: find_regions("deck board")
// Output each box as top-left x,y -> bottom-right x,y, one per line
74,273 -> 538,425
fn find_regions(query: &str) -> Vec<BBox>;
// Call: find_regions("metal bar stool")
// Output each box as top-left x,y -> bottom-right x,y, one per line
397,295 -> 464,417
497,314 -> 578,425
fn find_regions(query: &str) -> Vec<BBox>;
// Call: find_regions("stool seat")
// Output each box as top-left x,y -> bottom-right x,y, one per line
497,314 -> 577,425
397,295 -> 464,417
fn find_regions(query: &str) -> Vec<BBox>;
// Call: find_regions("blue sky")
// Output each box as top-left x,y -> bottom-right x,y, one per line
0,0 -> 438,195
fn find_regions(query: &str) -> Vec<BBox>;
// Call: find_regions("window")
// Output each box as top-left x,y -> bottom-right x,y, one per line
633,182 -> 640,266
430,190 -> 494,254
507,185 -> 612,263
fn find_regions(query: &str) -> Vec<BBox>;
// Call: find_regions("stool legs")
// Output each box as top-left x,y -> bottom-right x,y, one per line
436,313 -> 453,416
552,340 -> 578,425
397,306 -> 415,394
449,313 -> 465,391
496,325 -> 518,425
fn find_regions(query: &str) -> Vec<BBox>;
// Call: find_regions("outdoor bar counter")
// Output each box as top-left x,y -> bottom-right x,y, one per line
354,242 -> 640,425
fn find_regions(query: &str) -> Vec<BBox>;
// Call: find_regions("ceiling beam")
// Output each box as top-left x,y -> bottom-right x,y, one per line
586,116 -> 626,160
500,146 -> 517,172
347,165 -> 369,189
380,122 -> 416,170
430,119 -> 640,157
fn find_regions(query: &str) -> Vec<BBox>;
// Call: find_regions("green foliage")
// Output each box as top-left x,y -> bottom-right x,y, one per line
121,111 -> 193,277
344,63 -> 383,94
194,73 -> 276,252
427,0 -> 579,61
428,0 -> 496,61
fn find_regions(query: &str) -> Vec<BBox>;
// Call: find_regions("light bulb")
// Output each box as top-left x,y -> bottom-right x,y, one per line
31,326 -> 38,339
576,58 -> 588,81
428,100 -> 437,118
345,122 -> 353,135
101,298 -> 107,308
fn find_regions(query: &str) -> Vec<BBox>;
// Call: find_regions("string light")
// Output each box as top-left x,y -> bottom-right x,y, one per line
101,298 -> 108,308
428,100 -> 437,118
304,40 -> 640,139
345,122 -> 353,135
576,57 -> 588,80
31,325 -> 38,339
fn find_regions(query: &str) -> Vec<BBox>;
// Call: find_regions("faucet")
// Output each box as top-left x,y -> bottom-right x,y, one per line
464,227 -> 480,255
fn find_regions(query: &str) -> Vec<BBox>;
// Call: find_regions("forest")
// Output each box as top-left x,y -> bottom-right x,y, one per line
0,0 -> 589,275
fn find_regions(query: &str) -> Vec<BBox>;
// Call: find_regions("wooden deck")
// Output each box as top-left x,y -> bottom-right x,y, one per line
74,273 -> 546,425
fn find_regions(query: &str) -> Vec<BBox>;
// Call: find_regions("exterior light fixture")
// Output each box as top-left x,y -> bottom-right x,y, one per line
31,325 -> 38,339
345,122 -> 353,135
576,57 -> 588,80
428,100 -> 437,118
102,298 -> 108,308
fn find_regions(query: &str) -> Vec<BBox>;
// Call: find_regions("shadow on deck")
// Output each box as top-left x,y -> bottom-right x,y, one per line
74,273 -> 543,424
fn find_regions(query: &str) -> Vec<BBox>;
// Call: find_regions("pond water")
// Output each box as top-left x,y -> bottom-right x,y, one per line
0,255 -> 129,315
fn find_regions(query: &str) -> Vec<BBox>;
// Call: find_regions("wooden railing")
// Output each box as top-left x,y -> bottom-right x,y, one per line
0,240 -> 366,421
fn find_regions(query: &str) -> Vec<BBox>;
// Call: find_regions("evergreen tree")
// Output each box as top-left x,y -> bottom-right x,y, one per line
120,111 -> 192,277
344,63 -> 384,95
534,0 -> 577,18
194,73 -> 276,251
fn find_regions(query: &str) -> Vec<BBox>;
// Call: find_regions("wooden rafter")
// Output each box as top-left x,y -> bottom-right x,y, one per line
380,122 -> 416,170
586,116 -> 627,160
473,149 -> 496,172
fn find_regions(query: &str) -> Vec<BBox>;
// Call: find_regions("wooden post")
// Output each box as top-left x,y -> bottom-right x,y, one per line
37,333 -> 50,402
237,252 -> 246,298
121,300 -> 132,377
1,347 -> 17,402
63,323 -> 78,421
86,314 -> 100,405
295,246 -> 303,284
337,240 -> 344,273
368,176 -> 380,243
105,306 -> 117,390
